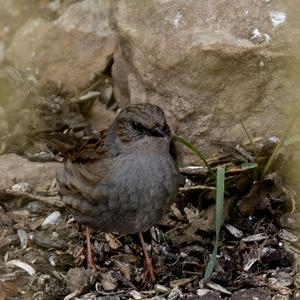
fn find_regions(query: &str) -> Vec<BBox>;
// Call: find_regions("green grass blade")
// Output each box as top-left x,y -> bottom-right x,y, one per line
203,166 -> 225,283
261,102 -> 300,179
283,134 -> 300,146
174,135 -> 216,178
241,121 -> 258,158
241,162 -> 258,170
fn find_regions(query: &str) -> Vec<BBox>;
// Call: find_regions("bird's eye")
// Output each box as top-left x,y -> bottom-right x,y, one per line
130,121 -> 145,135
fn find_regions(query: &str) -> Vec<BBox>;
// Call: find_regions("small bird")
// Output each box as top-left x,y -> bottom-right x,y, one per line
51,103 -> 180,281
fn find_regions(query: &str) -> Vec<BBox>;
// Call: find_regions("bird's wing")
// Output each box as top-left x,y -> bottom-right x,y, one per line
42,130 -> 110,162
38,132 -> 81,152
53,129 -> 120,214
64,130 -> 109,163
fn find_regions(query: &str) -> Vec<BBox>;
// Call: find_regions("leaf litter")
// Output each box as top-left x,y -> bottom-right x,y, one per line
0,131 -> 299,299
0,2 -> 298,295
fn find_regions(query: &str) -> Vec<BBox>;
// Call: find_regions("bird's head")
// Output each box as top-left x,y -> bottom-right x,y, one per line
111,103 -> 171,153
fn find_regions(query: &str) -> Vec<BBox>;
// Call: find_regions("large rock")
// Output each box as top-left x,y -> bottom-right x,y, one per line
0,0 -> 41,42
6,0 -> 115,93
0,154 -> 61,192
112,0 -> 300,163
0,154 -> 63,207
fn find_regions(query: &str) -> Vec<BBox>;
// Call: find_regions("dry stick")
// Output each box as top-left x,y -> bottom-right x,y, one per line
79,77 -> 106,97
240,121 -> 258,158
179,185 -> 216,192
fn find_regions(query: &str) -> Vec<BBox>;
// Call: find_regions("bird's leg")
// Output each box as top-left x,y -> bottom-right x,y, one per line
138,232 -> 155,282
84,226 -> 97,270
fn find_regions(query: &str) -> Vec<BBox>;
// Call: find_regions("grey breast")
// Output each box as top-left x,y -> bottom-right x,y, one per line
58,152 -> 179,234
103,152 -> 179,233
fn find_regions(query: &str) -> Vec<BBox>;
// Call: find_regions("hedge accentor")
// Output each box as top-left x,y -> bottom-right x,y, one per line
55,103 -> 180,280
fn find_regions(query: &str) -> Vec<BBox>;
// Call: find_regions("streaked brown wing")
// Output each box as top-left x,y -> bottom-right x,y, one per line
42,130 -> 109,163
38,132 -> 81,152
55,129 -> 116,218
64,130 -> 108,163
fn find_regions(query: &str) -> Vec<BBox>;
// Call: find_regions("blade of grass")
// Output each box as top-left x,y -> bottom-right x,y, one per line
173,135 -> 216,178
261,102 -> 300,179
241,162 -> 258,170
283,134 -> 300,146
240,121 -> 259,179
241,121 -> 258,158
203,166 -> 225,283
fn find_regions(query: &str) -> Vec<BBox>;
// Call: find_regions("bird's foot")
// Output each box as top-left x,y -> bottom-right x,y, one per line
143,256 -> 156,283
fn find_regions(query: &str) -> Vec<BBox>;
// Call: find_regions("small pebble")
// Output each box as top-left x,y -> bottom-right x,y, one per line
65,268 -> 94,294
9,182 -> 33,193
129,290 -> 143,300
225,224 -> 243,238
33,232 -> 67,250
25,201 -> 46,214
206,282 -> 232,295
48,253 -> 58,266
17,229 -> 28,249
42,211 -> 62,227
168,286 -> 183,300
242,233 -> 268,242
101,271 -> 117,291
278,229 -> 298,243
197,288 -> 222,299
155,284 -> 170,293
37,274 -> 51,289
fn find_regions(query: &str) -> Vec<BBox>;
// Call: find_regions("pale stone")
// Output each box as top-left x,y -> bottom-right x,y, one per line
6,0 -> 115,93
112,0 -> 300,163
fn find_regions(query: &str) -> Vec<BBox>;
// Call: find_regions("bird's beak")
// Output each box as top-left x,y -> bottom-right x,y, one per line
151,127 -> 167,137
154,128 -> 166,137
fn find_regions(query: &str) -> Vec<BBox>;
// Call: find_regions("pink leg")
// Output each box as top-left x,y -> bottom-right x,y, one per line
138,232 -> 155,282
85,226 -> 97,270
